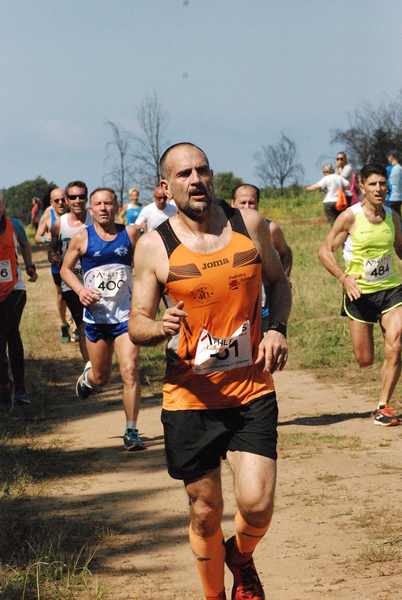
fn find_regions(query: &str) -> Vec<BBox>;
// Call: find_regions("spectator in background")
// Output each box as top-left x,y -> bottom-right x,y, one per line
135,186 -> 177,232
119,187 -> 142,225
386,150 -> 402,217
305,164 -> 350,224
31,197 -> 42,231
335,151 -> 353,205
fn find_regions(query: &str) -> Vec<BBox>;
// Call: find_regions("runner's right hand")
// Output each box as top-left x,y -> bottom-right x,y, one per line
79,288 -> 102,306
161,301 -> 187,337
342,275 -> 361,301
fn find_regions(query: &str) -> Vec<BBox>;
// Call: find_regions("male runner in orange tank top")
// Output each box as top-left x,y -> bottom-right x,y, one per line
129,143 -> 292,600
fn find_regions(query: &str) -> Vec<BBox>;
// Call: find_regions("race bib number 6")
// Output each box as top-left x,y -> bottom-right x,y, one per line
193,321 -> 253,374
363,255 -> 392,282
0,260 -> 12,282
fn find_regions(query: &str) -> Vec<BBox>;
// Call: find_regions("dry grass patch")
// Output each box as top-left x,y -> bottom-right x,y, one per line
278,431 -> 362,455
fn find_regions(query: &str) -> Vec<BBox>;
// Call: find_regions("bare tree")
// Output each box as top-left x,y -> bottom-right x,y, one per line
131,91 -> 169,192
331,91 -> 402,166
254,133 -> 304,194
103,120 -> 134,206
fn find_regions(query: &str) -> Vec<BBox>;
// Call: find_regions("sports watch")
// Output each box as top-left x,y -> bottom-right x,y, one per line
266,320 -> 287,337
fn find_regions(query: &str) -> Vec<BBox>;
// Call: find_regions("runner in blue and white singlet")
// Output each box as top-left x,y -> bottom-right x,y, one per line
61,187 -> 144,451
81,223 -> 133,337
35,187 -> 70,342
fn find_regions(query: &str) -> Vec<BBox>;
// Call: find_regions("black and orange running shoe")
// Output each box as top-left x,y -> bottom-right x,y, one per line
225,536 -> 265,600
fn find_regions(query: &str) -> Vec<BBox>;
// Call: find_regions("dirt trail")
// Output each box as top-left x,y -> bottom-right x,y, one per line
37,367 -> 402,600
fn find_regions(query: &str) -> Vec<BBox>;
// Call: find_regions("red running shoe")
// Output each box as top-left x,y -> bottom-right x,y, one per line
225,537 -> 265,600
373,405 -> 400,427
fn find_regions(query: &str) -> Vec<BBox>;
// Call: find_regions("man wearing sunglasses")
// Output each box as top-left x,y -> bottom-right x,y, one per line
35,187 -> 71,343
49,181 -> 92,361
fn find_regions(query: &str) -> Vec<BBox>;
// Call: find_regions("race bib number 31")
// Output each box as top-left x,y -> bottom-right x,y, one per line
0,260 -> 12,282
193,321 -> 252,374
364,255 -> 392,282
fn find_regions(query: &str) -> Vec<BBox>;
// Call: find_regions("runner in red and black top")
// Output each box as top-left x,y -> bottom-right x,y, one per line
0,192 -> 37,407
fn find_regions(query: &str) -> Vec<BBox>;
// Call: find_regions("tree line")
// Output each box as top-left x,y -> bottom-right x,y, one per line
3,90 -> 401,221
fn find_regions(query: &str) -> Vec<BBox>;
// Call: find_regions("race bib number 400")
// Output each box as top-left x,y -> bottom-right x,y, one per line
193,321 -> 252,374
363,255 -> 392,282
86,266 -> 129,298
0,260 -> 12,282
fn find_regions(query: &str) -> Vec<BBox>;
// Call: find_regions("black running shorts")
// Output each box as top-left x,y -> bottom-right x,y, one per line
51,271 -> 62,287
61,290 -> 83,327
341,284 -> 402,324
161,393 -> 278,483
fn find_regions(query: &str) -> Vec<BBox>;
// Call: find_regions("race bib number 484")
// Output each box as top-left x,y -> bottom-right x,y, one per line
193,321 -> 252,374
363,255 -> 392,282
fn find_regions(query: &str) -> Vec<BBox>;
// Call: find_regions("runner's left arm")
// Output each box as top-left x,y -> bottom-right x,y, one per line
12,218 -> 37,281
392,211 -> 402,259
269,221 -> 293,276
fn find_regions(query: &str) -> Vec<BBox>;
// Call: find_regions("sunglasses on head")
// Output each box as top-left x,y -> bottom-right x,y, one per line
67,193 -> 87,200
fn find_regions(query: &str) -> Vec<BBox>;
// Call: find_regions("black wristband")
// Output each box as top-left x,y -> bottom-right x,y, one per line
266,321 -> 287,337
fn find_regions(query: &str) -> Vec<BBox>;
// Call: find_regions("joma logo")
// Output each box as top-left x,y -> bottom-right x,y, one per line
202,258 -> 229,270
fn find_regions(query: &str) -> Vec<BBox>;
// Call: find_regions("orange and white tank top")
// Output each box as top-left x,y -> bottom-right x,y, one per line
0,219 -> 19,302
157,203 -> 274,411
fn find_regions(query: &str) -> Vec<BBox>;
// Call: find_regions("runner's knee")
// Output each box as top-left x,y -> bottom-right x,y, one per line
237,493 -> 274,528
188,496 -> 223,537
354,350 -> 374,367
384,337 -> 401,362
90,369 -> 110,386
119,361 -> 138,385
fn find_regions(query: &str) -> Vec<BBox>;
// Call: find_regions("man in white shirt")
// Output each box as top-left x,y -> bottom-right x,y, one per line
135,186 -> 177,232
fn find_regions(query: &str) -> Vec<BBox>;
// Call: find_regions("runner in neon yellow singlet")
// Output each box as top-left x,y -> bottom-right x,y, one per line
319,163 -> 402,427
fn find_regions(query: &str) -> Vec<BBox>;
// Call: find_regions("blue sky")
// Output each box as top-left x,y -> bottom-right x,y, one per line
1,0 -> 401,197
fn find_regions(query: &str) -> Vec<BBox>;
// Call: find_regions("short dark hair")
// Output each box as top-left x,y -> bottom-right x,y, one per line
360,163 -> 387,182
65,180 -> 88,196
42,184 -> 59,209
159,142 -> 209,178
232,184 -> 260,202
90,187 -> 117,202
387,149 -> 399,161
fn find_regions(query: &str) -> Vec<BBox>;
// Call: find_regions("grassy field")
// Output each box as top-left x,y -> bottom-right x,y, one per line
1,193 -> 401,598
